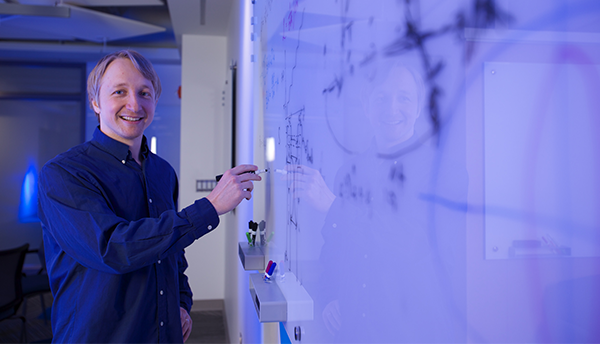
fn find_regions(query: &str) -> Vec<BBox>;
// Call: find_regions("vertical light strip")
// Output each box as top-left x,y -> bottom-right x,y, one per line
266,137 -> 275,162
150,136 -> 157,154
200,0 -> 206,25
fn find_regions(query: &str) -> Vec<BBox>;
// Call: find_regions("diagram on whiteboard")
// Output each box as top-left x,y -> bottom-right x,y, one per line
251,0 -> 494,342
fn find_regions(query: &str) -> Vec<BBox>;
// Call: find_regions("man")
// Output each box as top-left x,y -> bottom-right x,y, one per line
38,49 -> 260,343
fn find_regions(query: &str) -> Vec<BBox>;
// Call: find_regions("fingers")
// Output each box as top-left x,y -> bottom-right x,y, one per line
182,320 -> 192,342
237,173 -> 261,183
285,164 -> 318,175
236,175 -> 259,201
231,164 -> 258,175
285,164 -> 304,174
330,302 -> 341,330
222,167 -> 261,186
180,307 -> 192,342
207,164 -> 262,215
322,300 -> 342,335
240,180 -> 255,191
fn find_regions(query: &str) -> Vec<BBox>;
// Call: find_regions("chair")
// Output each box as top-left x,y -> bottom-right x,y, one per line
0,243 -> 29,343
22,242 -> 51,324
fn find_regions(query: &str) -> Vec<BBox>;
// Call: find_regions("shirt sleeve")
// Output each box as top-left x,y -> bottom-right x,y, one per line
38,161 -> 220,275
177,250 -> 193,313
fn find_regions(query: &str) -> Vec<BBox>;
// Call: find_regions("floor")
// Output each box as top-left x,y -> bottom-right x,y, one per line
0,293 -> 227,344
188,310 -> 228,344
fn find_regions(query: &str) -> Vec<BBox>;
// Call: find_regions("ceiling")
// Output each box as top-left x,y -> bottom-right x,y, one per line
0,0 -> 234,63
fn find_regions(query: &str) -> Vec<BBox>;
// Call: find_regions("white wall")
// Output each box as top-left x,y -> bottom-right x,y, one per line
179,34 -> 230,301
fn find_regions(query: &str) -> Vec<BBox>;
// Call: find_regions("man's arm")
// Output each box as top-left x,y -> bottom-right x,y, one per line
38,162 -> 219,274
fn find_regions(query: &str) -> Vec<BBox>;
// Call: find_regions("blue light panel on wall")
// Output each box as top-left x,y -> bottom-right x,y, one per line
19,164 -> 39,223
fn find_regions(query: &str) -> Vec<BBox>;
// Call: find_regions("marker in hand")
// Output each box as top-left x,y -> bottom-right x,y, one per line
206,164 -> 260,216
216,169 -> 268,182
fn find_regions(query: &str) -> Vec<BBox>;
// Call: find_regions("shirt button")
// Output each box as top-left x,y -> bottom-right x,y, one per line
160,290 -> 164,295
208,225 -> 213,230
121,160 -> 126,164
149,198 -> 153,203
158,260 -> 161,264
160,321 -> 164,327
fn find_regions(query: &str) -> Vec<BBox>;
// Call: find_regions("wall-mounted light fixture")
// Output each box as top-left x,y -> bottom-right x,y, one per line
19,164 -> 39,223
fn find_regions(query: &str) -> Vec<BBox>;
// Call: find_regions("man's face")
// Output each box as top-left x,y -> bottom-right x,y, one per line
92,58 -> 156,147
366,66 -> 420,150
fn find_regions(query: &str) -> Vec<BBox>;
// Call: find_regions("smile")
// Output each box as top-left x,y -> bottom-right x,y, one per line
120,116 -> 143,122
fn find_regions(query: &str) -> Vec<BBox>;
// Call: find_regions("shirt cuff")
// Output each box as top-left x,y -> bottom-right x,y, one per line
180,297 -> 192,314
185,198 -> 220,236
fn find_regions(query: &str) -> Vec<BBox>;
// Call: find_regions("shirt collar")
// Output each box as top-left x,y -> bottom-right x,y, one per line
140,135 -> 150,160
92,126 -> 150,162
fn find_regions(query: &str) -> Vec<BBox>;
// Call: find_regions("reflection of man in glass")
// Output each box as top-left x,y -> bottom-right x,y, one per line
364,63 -> 423,154
289,63 -> 424,214
291,61 -> 465,343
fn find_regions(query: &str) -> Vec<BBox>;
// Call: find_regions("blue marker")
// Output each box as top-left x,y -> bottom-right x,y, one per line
268,262 -> 277,275
265,260 -> 273,273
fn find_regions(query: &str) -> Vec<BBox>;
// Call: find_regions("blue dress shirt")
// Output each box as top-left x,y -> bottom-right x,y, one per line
38,128 -> 219,343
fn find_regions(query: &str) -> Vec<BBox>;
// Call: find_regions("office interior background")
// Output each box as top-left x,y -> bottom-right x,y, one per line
1,0 -> 600,343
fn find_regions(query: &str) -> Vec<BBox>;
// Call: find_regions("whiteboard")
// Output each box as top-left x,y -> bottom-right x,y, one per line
484,62 -> 600,259
252,0 -> 468,342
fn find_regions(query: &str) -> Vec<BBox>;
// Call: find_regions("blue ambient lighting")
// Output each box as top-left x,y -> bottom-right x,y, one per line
19,164 -> 39,223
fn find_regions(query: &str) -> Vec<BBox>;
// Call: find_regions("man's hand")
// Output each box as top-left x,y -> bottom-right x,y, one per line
286,165 -> 335,213
322,300 -> 341,335
207,164 -> 261,215
180,307 -> 192,342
